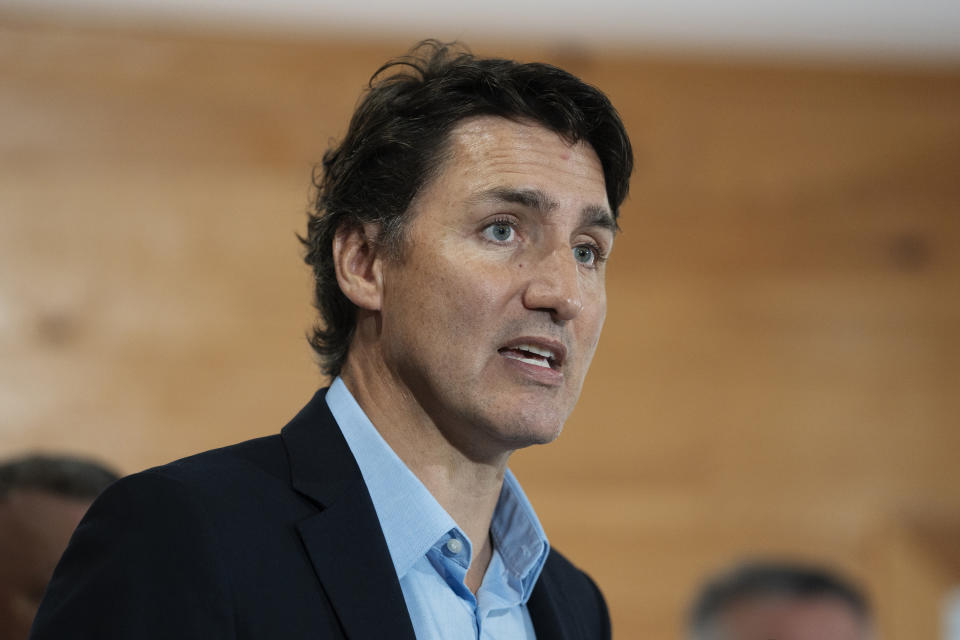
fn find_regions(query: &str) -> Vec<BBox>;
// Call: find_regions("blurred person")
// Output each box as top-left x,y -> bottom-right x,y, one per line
0,454 -> 118,640
688,560 -> 875,640
31,40 -> 633,639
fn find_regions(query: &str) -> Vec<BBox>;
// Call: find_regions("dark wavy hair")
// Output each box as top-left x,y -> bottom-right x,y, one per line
303,40 -> 634,377
0,453 -> 119,501
688,560 -> 871,638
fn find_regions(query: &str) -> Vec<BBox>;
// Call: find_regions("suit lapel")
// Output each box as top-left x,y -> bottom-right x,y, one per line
282,390 -> 416,640
527,556 -> 573,640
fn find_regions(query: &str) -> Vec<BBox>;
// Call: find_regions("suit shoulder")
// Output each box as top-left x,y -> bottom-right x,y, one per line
32,456 -> 240,638
77,433 -> 290,541
129,434 -> 284,494
155,433 -> 284,476
139,387 -> 331,493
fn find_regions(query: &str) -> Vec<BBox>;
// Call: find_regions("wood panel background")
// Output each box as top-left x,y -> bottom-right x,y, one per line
1,14 -> 958,639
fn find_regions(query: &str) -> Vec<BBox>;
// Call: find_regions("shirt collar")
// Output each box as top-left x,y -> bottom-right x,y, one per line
326,377 -> 453,578
325,377 -> 549,596
491,470 -> 549,591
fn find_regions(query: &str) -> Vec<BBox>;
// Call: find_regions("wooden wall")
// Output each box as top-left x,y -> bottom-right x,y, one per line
2,15 -> 958,639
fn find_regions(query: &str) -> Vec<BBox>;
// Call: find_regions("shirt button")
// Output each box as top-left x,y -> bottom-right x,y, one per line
445,538 -> 463,555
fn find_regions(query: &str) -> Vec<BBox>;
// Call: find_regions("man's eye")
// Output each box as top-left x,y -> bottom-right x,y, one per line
483,222 -> 514,242
573,245 -> 598,265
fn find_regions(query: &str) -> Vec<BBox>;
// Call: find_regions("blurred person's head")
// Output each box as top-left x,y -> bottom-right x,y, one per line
302,39 -> 633,377
688,560 -> 874,640
0,454 -> 118,639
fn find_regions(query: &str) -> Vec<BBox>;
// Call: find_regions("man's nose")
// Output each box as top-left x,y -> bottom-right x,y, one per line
521,246 -> 583,322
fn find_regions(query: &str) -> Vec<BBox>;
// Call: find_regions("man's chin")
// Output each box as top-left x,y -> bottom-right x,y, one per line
493,412 -> 568,450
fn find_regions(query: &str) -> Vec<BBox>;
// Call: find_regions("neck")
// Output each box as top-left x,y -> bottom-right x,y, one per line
339,346 -> 509,593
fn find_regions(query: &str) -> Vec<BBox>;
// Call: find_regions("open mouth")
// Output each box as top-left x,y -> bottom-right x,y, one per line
498,343 -> 562,370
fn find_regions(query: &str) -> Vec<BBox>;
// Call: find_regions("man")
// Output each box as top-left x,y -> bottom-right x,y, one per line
32,40 -> 633,639
688,561 -> 876,640
0,454 -> 118,640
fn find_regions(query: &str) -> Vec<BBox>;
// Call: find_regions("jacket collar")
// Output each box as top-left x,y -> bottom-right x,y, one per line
281,389 -> 417,640
527,558 -> 573,640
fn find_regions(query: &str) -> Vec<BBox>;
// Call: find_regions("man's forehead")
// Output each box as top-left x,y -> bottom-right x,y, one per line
446,115 -> 595,162
436,116 -> 611,213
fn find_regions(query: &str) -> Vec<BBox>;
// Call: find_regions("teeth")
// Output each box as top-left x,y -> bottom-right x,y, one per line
516,344 -> 555,360
503,351 -> 552,368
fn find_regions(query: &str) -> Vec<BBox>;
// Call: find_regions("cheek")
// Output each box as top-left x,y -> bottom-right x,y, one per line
438,255 -> 511,317
583,288 -> 607,343
389,259 -> 501,351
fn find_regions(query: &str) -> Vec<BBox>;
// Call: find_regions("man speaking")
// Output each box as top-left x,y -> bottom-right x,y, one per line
31,40 -> 633,639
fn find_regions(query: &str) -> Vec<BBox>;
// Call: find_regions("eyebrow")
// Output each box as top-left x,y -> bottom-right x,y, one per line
474,187 -> 619,234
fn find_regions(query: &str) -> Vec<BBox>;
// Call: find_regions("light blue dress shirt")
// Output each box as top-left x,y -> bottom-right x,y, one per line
326,377 -> 550,639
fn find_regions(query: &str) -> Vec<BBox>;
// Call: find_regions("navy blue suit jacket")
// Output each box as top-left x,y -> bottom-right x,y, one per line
31,389 -> 611,639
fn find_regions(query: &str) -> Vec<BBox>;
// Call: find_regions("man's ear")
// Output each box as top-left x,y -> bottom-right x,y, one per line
333,222 -> 384,311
